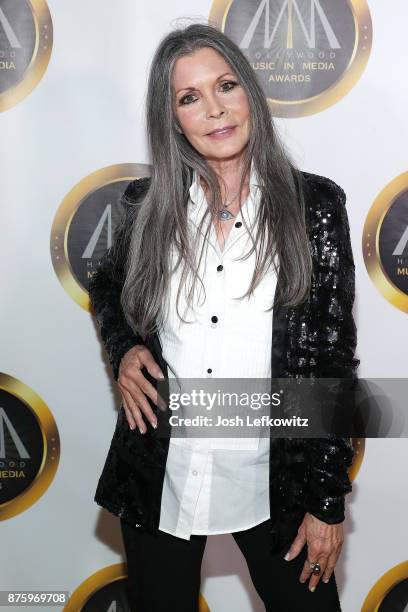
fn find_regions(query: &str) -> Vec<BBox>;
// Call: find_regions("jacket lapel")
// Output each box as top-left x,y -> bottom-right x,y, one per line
271,266 -> 288,378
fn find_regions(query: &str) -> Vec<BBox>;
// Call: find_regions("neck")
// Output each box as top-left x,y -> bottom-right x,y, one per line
200,157 -> 251,203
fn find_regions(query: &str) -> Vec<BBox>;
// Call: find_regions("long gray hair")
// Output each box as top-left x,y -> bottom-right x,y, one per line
121,23 -> 312,341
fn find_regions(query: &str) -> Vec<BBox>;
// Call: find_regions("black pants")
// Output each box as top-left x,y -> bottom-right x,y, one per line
120,517 -> 342,612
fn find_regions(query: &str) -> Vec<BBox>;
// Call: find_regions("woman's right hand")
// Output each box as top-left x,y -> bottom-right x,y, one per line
117,344 -> 167,433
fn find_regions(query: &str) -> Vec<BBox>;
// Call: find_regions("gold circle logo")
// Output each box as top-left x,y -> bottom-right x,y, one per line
363,172 -> 408,313
50,163 -> 151,311
349,437 -> 364,481
362,561 -> 408,611
0,0 -> 53,112
209,0 -> 372,117
0,373 -> 60,520
65,563 -> 211,611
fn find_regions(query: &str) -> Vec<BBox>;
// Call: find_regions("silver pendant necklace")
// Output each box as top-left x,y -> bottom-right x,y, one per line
218,186 -> 247,221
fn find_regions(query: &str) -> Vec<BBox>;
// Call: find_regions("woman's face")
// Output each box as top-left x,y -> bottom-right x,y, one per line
171,47 -> 251,163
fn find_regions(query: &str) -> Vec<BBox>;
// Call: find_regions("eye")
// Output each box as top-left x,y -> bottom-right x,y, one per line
220,80 -> 238,92
178,80 -> 239,106
179,93 -> 197,106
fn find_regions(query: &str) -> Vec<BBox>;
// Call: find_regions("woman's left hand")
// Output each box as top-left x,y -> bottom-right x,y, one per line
283,512 -> 344,591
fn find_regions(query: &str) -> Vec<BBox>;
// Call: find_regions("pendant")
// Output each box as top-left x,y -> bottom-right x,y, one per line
218,208 -> 235,221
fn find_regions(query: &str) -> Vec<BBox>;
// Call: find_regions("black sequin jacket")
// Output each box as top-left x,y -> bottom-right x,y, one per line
89,171 -> 360,554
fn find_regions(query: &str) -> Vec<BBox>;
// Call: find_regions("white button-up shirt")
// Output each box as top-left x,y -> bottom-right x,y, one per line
157,161 -> 279,540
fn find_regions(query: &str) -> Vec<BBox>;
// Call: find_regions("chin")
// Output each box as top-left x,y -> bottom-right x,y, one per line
211,142 -> 247,156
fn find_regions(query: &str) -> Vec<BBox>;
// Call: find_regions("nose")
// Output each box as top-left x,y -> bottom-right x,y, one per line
205,93 -> 225,119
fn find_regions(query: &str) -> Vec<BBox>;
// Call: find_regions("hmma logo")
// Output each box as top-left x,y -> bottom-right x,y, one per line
50,164 -> 151,311
363,172 -> 408,313
0,373 -> 59,520
209,0 -> 372,116
0,0 -> 53,111
240,0 -> 341,50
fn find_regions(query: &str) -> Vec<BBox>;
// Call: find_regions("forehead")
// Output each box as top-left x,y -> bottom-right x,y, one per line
171,47 -> 233,87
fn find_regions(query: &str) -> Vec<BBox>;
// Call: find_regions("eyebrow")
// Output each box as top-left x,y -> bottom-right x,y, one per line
175,72 -> 236,95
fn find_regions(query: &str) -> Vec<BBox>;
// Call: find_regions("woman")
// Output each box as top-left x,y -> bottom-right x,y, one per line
89,23 -> 359,612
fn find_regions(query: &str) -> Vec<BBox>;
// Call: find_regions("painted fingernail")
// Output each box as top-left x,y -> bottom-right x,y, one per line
323,578 -> 329,583
158,370 -> 164,379
284,552 -> 290,561
310,586 -> 316,592
139,426 -> 145,434
151,420 -> 158,429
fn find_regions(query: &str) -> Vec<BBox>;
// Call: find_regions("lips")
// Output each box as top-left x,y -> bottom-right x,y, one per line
206,125 -> 236,135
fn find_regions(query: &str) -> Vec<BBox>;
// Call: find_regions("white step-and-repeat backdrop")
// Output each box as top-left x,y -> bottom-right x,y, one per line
1,1 -> 408,611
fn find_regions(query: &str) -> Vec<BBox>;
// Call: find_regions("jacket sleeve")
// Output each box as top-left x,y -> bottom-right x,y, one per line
304,180 -> 360,524
88,179 -> 148,381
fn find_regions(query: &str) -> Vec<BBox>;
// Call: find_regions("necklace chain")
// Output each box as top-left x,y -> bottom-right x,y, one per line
200,178 -> 250,222
218,181 -> 249,221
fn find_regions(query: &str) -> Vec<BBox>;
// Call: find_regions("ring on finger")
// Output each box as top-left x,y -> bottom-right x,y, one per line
308,561 -> 322,575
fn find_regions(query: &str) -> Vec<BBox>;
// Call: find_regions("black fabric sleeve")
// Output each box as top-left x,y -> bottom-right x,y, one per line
304,180 -> 360,523
88,178 -> 149,381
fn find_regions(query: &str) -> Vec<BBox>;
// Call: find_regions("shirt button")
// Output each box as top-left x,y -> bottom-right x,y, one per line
211,315 -> 218,323
217,264 -> 223,272
235,221 -> 242,228
207,368 -> 212,374
192,470 -> 198,476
